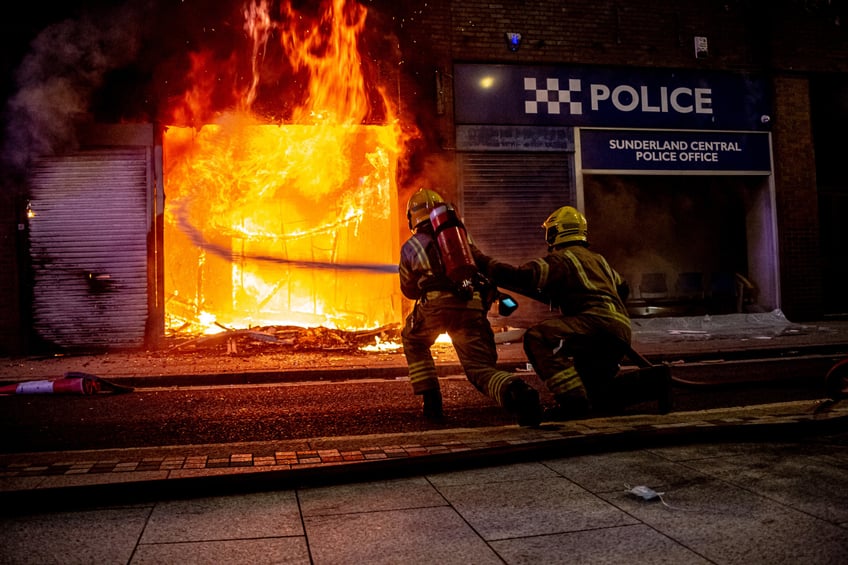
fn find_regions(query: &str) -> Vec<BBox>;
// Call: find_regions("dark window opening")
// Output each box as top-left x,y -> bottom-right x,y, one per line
585,175 -> 759,318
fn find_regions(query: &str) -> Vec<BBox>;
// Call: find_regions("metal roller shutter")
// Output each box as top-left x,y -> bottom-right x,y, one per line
460,152 -> 574,327
28,149 -> 152,351
460,152 -> 574,263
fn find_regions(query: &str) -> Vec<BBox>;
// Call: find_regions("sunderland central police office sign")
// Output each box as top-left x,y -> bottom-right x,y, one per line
580,129 -> 771,173
454,63 -> 771,131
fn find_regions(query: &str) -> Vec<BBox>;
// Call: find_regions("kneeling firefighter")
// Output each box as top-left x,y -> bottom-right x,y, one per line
472,205 -> 672,419
399,188 -> 542,426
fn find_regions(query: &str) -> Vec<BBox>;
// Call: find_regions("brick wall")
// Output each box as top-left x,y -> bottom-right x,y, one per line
394,0 -> 848,320
772,75 -> 823,320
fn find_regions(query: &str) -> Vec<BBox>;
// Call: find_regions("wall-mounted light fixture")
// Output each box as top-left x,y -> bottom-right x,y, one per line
505,32 -> 522,52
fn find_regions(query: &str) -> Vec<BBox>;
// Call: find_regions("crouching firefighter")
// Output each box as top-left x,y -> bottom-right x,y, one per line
472,205 -> 672,420
399,188 -> 543,427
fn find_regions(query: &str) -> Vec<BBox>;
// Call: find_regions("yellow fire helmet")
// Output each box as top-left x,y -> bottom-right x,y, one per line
542,205 -> 588,247
406,188 -> 445,231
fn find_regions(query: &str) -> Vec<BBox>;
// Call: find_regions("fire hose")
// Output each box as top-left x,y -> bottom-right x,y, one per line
175,201 -> 399,274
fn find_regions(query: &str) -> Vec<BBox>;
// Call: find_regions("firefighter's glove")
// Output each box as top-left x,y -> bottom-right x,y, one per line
455,279 -> 474,300
473,271 -> 493,295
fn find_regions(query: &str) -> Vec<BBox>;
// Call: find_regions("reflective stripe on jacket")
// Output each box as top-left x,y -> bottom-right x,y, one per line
399,230 -> 459,302
488,244 -> 631,335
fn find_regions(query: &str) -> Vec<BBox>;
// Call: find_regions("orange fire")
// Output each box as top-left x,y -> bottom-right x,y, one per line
163,0 -> 408,334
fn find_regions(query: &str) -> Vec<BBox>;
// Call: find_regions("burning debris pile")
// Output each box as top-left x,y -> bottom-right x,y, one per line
166,323 -> 403,354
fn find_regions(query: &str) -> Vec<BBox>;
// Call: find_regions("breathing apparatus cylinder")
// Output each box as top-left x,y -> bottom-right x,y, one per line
429,203 -> 478,287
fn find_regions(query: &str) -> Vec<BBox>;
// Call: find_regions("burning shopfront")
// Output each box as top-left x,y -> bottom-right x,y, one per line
7,1 -> 804,354
22,0 -> 414,351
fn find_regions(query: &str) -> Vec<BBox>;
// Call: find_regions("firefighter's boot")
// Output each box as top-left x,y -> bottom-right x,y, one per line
605,364 -> 673,414
422,389 -> 444,420
504,380 -> 543,427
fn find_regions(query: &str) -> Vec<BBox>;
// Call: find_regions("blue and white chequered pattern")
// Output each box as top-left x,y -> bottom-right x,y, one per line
524,77 -> 583,115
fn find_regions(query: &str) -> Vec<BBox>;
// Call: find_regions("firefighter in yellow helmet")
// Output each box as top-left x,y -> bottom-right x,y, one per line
473,205 -> 671,419
399,188 -> 542,426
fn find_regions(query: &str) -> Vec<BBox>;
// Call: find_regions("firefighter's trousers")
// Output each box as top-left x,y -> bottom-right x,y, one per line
522,315 -> 629,403
401,300 -> 517,407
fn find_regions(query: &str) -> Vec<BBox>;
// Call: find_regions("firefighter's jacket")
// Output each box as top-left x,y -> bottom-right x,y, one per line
400,225 -> 513,401
475,243 -> 632,343
399,228 -> 446,300
399,225 -> 486,308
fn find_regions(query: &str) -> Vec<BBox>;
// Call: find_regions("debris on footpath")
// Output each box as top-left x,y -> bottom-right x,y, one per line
167,324 -> 402,354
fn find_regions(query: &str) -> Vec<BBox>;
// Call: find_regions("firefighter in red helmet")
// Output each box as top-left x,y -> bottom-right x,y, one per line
399,188 -> 543,426
473,205 -> 671,419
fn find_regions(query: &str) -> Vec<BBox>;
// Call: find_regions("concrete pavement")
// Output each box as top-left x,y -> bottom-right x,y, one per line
1,406 -> 847,564
1,312 -> 848,564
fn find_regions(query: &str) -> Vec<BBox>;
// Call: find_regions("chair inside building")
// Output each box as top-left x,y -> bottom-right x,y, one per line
627,271 -> 707,317
639,272 -> 669,301
625,272 -> 670,317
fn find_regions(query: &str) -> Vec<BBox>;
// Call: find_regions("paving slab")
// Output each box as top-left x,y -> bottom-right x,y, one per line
303,505 -> 503,565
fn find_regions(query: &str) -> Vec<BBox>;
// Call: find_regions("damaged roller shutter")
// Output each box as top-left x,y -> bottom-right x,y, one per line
461,152 -> 573,264
460,152 -> 574,327
28,148 -> 152,351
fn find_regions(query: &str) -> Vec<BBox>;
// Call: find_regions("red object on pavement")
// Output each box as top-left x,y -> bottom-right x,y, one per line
0,376 -> 100,395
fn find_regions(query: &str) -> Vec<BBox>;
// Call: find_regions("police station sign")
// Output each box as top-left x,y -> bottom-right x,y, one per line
580,129 -> 772,173
454,63 -> 770,131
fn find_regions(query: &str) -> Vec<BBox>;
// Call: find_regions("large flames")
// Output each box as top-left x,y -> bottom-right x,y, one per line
163,0 -> 407,335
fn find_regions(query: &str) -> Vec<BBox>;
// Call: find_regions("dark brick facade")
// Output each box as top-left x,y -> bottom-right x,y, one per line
395,0 -> 847,321
1,0 -> 845,353
772,75 -> 822,319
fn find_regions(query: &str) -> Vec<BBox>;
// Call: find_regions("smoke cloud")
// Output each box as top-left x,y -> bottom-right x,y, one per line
2,1 -> 152,172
